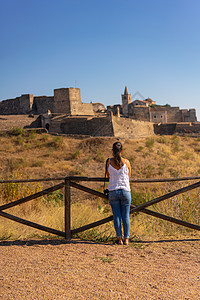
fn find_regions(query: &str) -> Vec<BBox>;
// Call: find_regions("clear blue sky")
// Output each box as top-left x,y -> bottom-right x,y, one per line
0,0 -> 200,120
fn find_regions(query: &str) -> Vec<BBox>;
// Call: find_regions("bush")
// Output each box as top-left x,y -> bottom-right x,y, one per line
9,127 -> 25,136
31,160 -> 45,167
145,138 -> 154,148
94,149 -> 105,162
157,137 -> 167,144
136,146 -> 144,152
71,149 -> 80,159
50,136 -> 64,149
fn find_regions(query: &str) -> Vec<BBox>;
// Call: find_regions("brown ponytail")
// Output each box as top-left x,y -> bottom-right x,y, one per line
112,142 -> 123,167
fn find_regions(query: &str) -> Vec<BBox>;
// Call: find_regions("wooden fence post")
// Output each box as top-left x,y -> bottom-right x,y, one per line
64,177 -> 71,240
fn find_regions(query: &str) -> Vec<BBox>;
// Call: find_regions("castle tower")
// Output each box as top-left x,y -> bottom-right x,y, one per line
53,87 -> 94,116
53,87 -> 81,114
122,86 -> 131,115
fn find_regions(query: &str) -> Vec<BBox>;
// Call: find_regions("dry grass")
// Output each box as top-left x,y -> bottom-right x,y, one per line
0,131 -> 200,240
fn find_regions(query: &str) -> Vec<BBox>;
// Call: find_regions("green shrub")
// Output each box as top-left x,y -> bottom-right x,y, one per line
183,152 -> 192,160
16,135 -> 24,145
43,190 -> 63,206
28,130 -> 36,139
158,164 -> 166,175
9,127 -> 25,136
0,176 -> 41,203
145,164 -> 155,178
94,149 -> 104,162
46,136 -> 64,149
51,136 -> 64,149
31,160 -> 45,167
136,146 -> 144,152
40,134 -> 49,142
7,158 -> 27,171
145,138 -> 154,148
168,168 -> 179,178
71,149 -> 80,159
128,156 -> 136,163
157,137 -> 167,144
171,136 -> 180,152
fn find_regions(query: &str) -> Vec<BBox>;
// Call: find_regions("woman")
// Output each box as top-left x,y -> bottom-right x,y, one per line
106,142 -> 131,245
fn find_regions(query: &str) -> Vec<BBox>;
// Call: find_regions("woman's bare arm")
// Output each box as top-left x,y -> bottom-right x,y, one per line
126,159 -> 131,179
106,159 -> 109,178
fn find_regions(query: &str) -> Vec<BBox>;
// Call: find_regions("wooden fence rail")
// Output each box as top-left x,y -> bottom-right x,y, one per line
0,176 -> 200,240
70,180 -> 200,235
1,175 -> 200,184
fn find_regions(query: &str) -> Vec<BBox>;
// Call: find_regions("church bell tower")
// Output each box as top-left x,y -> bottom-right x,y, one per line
122,86 -> 131,115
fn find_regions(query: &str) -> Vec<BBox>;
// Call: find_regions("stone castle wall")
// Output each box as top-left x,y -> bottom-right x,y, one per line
0,88 -> 94,116
154,122 -> 200,135
181,109 -> 197,122
52,116 -> 114,136
149,106 -> 182,123
33,96 -> 54,114
112,116 -> 154,138
0,94 -> 33,115
53,88 -> 72,114
128,105 -> 197,123
128,105 -> 150,121
175,122 -> 200,134
48,114 -> 154,138
163,107 -> 181,122
0,87 -> 198,137
53,88 -> 94,116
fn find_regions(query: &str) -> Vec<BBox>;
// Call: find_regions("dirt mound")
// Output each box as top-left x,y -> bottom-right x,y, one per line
80,137 -> 111,150
79,137 -> 118,154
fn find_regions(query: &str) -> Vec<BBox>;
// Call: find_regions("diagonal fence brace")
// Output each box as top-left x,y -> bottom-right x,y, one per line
0,182 -> 65,211
130,180 -> 200,213
70,180 -> 200,235
70,181 -> 108,199
0,210 -> 65,237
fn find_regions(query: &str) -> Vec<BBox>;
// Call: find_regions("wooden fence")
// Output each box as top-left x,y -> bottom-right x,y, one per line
0,176 -> 200,240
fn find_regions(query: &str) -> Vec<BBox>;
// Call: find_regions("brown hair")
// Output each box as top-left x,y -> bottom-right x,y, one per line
112,142 -> 123,167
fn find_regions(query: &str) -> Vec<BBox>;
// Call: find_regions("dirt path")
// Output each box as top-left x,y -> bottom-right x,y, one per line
0,238 -> 200,299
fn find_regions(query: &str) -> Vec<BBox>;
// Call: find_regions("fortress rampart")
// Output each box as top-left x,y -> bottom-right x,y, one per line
32,96 -> 54,115
154,122 -> 200,135
0,88 -> 94,116
54,88 -> 94,116
0,94 -> 33,115
127,105 -> 197,123
0,86 -> 199,137
47,114 -> 154,138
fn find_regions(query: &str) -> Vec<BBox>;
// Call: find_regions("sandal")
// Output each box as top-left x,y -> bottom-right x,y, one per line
123,238 -> 129,245
117,238 -> 123,245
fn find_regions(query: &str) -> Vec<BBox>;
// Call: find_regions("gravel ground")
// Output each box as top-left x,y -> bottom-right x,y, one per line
0,115 -> 36,131
0,238 -> 200,299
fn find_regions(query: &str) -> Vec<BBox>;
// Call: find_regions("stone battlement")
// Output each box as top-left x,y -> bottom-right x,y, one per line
0,88 -> 94,116
0,86 -> 199,137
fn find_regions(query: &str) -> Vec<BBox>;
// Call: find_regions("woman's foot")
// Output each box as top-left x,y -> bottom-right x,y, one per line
123,238 -> 129,245
117,237 -> 123,245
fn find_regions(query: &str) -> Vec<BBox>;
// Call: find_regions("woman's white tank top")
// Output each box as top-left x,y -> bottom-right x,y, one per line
108,159 -> 130,191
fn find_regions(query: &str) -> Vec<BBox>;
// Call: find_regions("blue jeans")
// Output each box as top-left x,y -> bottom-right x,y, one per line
109,189 -> 131,239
